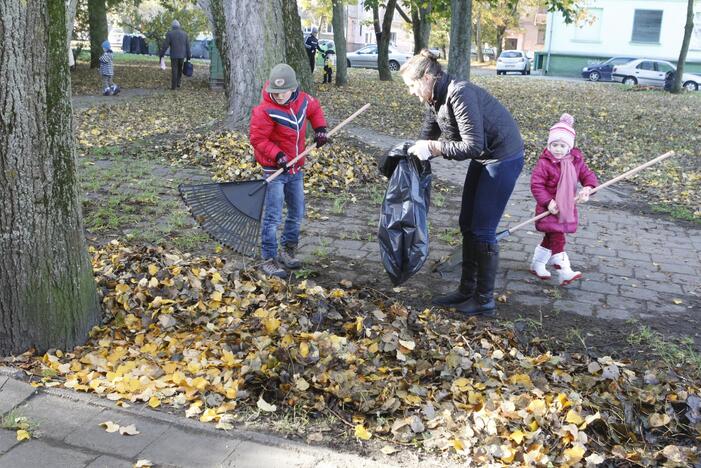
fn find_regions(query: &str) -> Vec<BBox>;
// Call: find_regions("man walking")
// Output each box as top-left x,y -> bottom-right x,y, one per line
159,20 -> 191,90
304,27 -> 319,73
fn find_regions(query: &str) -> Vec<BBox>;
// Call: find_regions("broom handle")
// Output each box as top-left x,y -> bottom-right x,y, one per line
504,150 -> 676,235
263,103 -> 372,184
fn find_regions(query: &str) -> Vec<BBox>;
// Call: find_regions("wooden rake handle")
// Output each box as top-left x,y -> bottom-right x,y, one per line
496,150 -> 676,240
263,103 -> 371,184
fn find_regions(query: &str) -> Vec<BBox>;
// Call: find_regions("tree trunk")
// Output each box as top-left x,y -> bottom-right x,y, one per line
496,26 -> 506,57
332,0 -> 348,86
411,1 -> 432,55
208,0 -> 286,129
66,0 -> 79,57
475,8 -> 484,62
672,0 -> 694,94
282,0 -> 314,93
378,0 -> 397,81
0,0 -> 100,355
372,4 -> 381,43
88,0 -> 107,68
448,0 -> 471,81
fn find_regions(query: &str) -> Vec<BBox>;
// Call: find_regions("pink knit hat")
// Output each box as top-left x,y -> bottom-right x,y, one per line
547,113 -> 576,149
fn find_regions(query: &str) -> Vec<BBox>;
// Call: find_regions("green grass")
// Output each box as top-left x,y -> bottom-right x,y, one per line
627,325 -> 701,377
651,203 -> 700,224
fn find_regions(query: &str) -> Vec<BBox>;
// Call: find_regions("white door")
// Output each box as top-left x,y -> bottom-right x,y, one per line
634,61 -> 657,85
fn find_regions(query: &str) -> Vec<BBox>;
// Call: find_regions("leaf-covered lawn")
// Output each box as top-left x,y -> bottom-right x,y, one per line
26,243 -> 700,465
316,71 -> 701,220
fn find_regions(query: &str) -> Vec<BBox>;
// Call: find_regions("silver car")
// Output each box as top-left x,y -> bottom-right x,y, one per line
346,44 -> 412,71
612,58 -> 700,91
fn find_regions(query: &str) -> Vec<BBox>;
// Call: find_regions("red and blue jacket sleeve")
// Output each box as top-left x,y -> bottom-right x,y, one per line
249,105 -> 283,167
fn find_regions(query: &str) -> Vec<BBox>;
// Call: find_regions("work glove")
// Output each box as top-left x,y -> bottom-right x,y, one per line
577,186 -> 592,202
275,152 -> 290,173
407,140 -> 432,161
313,127 -> 329,148
547,199 -> 559,215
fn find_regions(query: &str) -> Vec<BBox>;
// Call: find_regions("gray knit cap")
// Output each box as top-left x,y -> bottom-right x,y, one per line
266,64 -> 298,93
172,20 -> 180,28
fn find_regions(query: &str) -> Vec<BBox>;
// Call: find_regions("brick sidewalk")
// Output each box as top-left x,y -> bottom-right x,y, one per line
302,126 -> 700,323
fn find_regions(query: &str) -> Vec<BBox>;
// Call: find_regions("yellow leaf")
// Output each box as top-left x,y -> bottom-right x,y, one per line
565,409 -> 584,425
563,445 -> 586,464
100,421 -> 120,433
300,342 -> 309,358
148,264 -> 158,276
16,430 -> 30,441
134,459 -> 153,467
200,408 -> 218,422
119,424 -> 139,436
527,399 -> 547,416
256,395 -> 277,413
211,291 -> 223,302
221,351 -> 236,367
148,396 -> 161,408
509,430 -> 525,444
649,413 -> 671,427
509,373 -> 533,387
672,298 -> 683,305
452,438 -> 465,452
354,424 -> 372,440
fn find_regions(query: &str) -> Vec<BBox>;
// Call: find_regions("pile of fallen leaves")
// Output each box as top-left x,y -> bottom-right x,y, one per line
163,130 -> 383,195
74,90 -> 226,150
28,242 -> 700,465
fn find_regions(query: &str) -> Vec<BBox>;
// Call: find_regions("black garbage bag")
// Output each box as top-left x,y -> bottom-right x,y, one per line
378,141 -> 432,286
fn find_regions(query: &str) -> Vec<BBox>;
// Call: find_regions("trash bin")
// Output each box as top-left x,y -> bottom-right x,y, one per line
209,40 -> 225,89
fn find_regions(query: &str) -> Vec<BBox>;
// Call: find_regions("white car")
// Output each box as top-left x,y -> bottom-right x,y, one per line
346,44 -> 412,71
496,50 -> 531,75
612,58 -> 700,91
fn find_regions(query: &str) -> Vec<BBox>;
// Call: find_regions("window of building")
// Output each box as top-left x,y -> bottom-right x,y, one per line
574,8 -> 602,42
324,23 -> 333,34
504,38 -> 518,50
631,10 -> 663,43
537,26 -> 546,44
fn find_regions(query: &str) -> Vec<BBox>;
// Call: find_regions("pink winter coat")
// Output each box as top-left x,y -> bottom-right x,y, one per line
531,148 -> 598,233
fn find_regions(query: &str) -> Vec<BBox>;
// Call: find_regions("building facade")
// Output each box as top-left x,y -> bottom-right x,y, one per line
535,0 -> 701,76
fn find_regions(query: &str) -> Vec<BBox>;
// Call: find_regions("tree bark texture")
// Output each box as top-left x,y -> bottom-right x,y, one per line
88,0 -> 107,68
208,0 -> 306,129
378,0 -> 397,81
0,0 -> 100,356
411,1 -> 432,55
66,0 -> 79,53
332,0 -> 348,86
282,0 -> 314,94
672,0 -> 694,93
448,0 -> 471,81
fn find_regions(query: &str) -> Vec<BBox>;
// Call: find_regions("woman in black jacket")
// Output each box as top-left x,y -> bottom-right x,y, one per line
401,49 -> 524,317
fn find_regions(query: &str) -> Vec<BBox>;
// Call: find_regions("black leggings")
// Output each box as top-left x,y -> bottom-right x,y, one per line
459,152 -> 524,243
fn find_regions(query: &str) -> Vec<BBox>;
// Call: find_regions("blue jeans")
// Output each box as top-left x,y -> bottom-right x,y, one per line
459,152 -> 524,244
261,170 -> 305,259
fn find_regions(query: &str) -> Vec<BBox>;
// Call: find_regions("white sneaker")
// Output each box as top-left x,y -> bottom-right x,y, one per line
549,252 -> 582,285
529,245 -> 552,280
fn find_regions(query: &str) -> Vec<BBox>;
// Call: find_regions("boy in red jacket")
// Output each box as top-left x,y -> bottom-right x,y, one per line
249,63 -> 328,278
530,114 -> 598,285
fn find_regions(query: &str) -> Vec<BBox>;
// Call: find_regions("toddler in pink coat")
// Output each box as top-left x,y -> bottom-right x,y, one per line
530,113 -> 598,285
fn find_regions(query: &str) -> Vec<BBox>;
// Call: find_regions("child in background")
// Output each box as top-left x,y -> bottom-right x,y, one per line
249,63 -> 328,278
322,47 -> 335,84
529,113 -> 598,285
99,40 -> 119,96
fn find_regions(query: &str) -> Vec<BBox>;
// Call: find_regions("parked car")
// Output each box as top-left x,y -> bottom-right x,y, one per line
496,50 -> 531,75
346,44 -> 412,71
612,58 -> 700,91
581,57 -> 636,82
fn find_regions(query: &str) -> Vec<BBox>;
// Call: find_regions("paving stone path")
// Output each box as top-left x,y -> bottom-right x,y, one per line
298,126 -> 701,325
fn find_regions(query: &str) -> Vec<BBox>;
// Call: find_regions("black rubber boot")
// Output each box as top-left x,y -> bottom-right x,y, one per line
455,241 -> 498,317
432,234 -> 477,307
